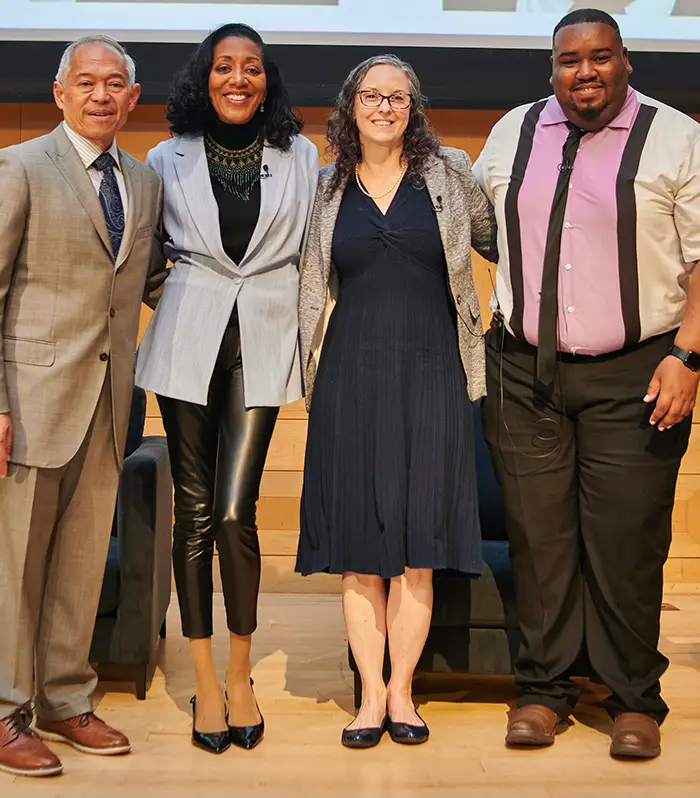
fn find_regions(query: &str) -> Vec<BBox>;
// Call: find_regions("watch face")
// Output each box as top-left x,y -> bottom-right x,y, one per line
674,346 -> 700,371
687,350 -> 700,371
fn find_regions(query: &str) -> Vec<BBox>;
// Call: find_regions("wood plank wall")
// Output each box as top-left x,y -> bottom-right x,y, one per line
3,102 -> 699,590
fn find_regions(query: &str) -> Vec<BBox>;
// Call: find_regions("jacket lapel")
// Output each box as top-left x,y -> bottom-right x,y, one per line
240,144 -> 293,269
319,169 -> 345,285
45,125 -> 112,257
115,154 -> 143,270
174,135 -> 233,269
423,155 -> 456,272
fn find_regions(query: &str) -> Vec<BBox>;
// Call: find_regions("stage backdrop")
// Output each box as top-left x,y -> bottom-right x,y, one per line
3,3 -> 700,110
5,0 -> 700,50
2,102 -> 700,591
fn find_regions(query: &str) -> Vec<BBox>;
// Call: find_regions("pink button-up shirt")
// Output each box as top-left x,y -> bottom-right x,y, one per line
517,90 -> 640,354
474,89 -> 700,356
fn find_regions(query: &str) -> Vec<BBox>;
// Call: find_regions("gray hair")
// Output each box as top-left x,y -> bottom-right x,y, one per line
325,53 -> 440,196
339,53 -> 425,110
55,35 -> 136,87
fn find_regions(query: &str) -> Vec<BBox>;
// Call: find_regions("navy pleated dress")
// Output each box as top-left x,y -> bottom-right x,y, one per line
296,175 -> 482,579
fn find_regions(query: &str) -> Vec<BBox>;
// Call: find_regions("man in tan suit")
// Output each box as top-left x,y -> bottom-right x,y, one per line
0,35 -> 163,777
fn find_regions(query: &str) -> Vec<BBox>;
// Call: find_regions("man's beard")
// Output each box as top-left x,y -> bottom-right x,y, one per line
570,94 -> 611,121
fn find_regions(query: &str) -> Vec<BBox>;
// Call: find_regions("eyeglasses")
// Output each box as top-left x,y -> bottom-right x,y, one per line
356,90 -> 412,111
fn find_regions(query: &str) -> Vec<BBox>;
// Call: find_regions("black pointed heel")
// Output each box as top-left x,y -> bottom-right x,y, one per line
341,715 -> 388,749
227,679 -> 264,751
190,696 -> 231,754
387,711 -> 430,745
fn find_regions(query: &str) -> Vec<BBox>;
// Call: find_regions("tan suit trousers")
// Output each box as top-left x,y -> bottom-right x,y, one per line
0,374 -> 119,721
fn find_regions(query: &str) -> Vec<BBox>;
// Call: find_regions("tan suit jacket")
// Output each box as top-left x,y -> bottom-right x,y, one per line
0,124 -> 163,469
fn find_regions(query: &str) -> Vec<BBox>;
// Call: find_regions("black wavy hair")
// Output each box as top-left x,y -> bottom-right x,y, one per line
554,9 -> 623,45
166,23 -> 303,150
326,54 -> 441,196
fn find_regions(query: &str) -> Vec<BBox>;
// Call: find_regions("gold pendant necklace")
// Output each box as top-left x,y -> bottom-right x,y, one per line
354,164 -> 407,199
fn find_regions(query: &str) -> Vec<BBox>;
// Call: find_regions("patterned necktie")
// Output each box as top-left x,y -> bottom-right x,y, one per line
536,122 -> 586,390
92,152 -> 125,258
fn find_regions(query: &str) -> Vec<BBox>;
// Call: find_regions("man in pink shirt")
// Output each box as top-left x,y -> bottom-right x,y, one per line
474,8 -> 700,759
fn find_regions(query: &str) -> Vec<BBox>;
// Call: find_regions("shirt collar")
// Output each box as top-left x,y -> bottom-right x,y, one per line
62,121 -> 122,171
540,86 -> 639,131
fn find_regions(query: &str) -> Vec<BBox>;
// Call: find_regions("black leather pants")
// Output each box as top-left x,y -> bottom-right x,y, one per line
158,314 -> 279,638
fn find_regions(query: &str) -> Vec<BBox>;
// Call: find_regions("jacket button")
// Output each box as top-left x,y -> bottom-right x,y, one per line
100,352 -> 109,362
234,277 -> 243,285
456,295 -> 462,304
109,308 -> 116,318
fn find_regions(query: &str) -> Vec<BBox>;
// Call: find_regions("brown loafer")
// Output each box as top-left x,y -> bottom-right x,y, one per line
610,713 -> 661,760
0,709 -> 63,778
506,704 -> 561,747
35,713 -> 131,756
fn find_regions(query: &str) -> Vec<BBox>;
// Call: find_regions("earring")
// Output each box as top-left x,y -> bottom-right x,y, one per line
260,103 -> 265,113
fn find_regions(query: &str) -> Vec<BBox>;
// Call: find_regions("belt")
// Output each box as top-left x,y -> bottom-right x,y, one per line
496,328 -> 676,364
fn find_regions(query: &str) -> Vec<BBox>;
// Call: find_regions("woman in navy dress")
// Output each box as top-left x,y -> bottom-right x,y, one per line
296,55 -> 497,747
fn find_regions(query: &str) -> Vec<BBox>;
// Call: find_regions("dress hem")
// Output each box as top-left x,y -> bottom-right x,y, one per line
295,563 -> 483,580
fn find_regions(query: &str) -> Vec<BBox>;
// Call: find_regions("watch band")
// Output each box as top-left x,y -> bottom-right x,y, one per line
670,344 -> 700,372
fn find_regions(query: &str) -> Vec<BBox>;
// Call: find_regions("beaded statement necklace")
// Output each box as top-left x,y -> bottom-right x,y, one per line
204,133 -> 264,200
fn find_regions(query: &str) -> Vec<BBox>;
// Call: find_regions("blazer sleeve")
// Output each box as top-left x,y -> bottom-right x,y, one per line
0,151 -> 30,414
462,150 -> 499,264
298,176 -> 327,396
298,138 -> 321,268
142,147 -> 170,309
305,140 -> 321,240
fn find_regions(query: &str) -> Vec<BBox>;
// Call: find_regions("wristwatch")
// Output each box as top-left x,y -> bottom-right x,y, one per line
669,345 -> 700,372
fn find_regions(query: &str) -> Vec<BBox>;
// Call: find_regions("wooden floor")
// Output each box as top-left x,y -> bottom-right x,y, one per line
5,593 -> 700,797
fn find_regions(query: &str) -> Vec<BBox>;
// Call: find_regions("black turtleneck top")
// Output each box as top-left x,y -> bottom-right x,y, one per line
207,117 -> 262,266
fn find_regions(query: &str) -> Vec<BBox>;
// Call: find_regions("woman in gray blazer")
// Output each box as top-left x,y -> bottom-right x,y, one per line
296,55 -> 497,748
136,24 -> 318,754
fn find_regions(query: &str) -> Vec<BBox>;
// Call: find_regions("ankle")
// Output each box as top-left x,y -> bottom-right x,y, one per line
387,683 -> 413,705
360,684 -> 387,707
195,681 -> 224,702
226,669 -> 252,688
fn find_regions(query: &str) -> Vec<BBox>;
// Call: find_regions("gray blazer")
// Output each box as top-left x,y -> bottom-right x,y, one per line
136,133 -> 319,407
299,146 -> 498,410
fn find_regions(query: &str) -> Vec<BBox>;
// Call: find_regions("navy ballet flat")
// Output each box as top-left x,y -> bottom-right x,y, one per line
387,712 -> 430,745
341,715 -> 388,749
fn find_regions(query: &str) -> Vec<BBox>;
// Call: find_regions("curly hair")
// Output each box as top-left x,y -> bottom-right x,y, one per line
326,54 -> 441,195
166,23 -> 303,151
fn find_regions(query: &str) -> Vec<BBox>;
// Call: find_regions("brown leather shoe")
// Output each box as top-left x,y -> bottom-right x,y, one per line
610,713 -> 661,759
0,709 -> 63,777
35,713 -> 131,756
506,704 -> 561,747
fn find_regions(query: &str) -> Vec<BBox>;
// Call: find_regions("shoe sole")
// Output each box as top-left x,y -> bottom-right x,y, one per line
506,731 -> 556,747
191,739 -> 231,755
34,729 -> 131,756
341,731 -> 386,749
0,761 -> 64,778
230,736 -> 263,751
341,739 -> 383,749
389,736 -> 429,745
610,743 -> 661,760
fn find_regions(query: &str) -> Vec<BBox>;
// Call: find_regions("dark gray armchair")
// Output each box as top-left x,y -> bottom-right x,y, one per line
90,386 -> 172,699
